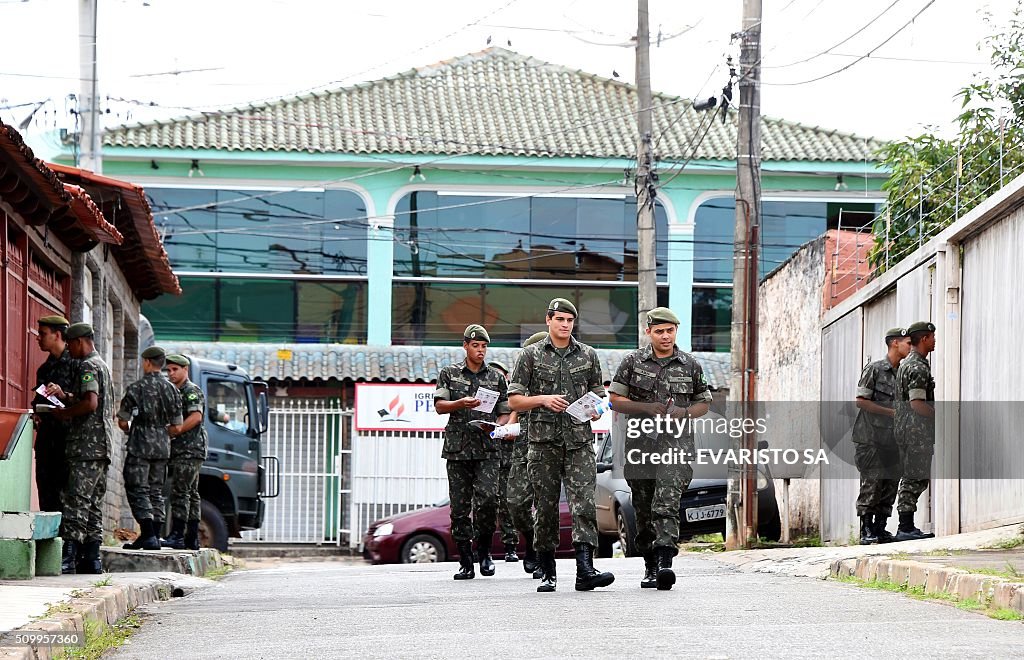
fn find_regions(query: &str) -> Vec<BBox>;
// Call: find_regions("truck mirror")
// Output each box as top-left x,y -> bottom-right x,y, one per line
257,391 -> 269,433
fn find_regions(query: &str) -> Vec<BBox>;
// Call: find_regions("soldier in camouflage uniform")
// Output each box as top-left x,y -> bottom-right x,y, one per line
509,298 -> 614,593
487,359 -> 521,563
505,331 -> 548,578
45,323 -> 113,575
33,315 -> 75,514
117,346 -> 183,551
609,307 -> 712,591
163,354 -> 208,551
852,327 -> 911,545
434,325 -> 511,580
894,321 -> 937,541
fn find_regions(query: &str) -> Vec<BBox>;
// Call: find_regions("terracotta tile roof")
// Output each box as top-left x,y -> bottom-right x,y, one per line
62,184 -> 123,245
103,48 -> 882,163
0,122 -> 71,224
166,341 -> 731,390
49,164 -> 181,299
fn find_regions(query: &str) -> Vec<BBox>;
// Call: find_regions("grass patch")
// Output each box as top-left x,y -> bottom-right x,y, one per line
834,574 -> 1024,621
690,533 -> 724,544
888,551 -> 911,561
982,536 -> 1024,551
204,565 -> 233,580
59,613 -> 141,660
952,562 -> 1024,582
791,535 -> 822,548
91,576 -> 112,587
989,608 -> 1024,621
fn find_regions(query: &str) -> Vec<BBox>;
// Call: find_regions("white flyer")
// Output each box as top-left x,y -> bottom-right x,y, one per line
472,387 -> 500,414
34,384 -> 65,409
565,392 -> 605,423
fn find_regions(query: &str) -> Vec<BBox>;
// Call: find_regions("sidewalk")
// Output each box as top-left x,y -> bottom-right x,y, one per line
698,523 -> 1024,618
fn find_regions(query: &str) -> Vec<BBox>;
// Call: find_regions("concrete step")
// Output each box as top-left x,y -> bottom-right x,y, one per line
227,543 -> 358,559
99,547 -> 223,576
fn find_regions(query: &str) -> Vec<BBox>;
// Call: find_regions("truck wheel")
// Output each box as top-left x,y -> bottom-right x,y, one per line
616,506 -> 639,557
199,499 -> 229,552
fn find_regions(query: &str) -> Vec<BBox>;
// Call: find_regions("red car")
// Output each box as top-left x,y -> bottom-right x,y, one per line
363,494 -> 576,564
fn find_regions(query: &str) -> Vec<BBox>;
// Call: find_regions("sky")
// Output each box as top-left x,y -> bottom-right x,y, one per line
0,0 -> 1019,158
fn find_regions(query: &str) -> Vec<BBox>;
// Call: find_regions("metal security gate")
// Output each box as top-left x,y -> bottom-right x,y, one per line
241,399 -> 352,544
349,430 -> 448,550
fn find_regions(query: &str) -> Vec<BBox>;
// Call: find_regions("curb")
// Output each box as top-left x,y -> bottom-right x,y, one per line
0,578 -> 174,660
830,556 -> 1024,614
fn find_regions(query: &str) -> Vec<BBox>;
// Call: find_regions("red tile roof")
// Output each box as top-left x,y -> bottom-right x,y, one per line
48,163 -> 181,299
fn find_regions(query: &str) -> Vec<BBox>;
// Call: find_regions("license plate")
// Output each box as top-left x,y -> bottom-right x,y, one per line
685,504 -> 726,522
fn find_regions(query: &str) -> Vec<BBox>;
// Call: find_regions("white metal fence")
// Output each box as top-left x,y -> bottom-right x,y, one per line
245,398 -> 610,549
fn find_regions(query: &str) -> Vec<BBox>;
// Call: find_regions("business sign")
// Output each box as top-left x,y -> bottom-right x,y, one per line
354,382 -> 612,434
355,383 -> 448,432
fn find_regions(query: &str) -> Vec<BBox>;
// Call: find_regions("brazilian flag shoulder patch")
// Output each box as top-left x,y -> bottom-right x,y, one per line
187,393 -> 199,401
82,373 -> 95,383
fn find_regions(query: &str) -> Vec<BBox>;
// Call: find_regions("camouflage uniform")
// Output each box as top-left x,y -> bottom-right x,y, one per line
117,372 -> 183,523
60,351 -> 114,545
610,345 -> 712,552
496,435 -> 518,546
33,348 -> 76,513
505,407 -> 534,542
434,361 -> 510,545
170,379 -> 208,523
894,350 -> 935,513
509,336 -> 605,552
852,358 -> 901,517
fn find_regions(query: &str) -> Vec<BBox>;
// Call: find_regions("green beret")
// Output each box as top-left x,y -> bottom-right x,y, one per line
547,297 -> 577,317
141,346 -> 166,360
884,327 -> 906,340
38,315 -> 70,328
906,321 -> 936,335
65,323 -> 94,340
165,354 -> 191,367
523,331 -> 547,347
487,360 -> 510,375
463,324 -> 490,342
646,307 -> 680,326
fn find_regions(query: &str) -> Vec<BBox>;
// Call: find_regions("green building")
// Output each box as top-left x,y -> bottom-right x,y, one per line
57,48 -> 884,359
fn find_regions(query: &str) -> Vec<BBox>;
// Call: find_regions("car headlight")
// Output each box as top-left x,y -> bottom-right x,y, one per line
756,470 -> 769,491
373,523 -> 394,538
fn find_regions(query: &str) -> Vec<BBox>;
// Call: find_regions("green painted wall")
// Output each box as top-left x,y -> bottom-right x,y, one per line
0,415 -> 34,512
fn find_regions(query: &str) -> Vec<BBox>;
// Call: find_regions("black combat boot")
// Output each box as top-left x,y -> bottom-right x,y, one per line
874,516 -> 896,544
574,543 -> 615,591
453,542 -> 475,580
523,549 -> 539,574
859,514 -> 879,545
504,543 -> 519,562
162,518 -> 186,550
536,551 -> 557,592
477,537 -> 496,576
123,519 -> 161,550
641,551 -> 658,589
61,539 -> 78,575
184,520 -> 201,551
655,546 -> 676,591
895,512 -> 934,541
76,540 -> 103,575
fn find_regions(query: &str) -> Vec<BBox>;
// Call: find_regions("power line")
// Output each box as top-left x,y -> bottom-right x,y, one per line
762,0 -> 936,87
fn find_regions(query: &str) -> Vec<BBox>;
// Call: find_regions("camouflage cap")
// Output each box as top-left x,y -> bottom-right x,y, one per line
165,354 -> 191,367
906,321 -> 936,335
65,322 -> 94,340
547,297 -> 577,317
464,324 -> 490,342
646,307 -> 680,326
140,346 -> 166,360
523,331 -> 548,347
487,360 -> 510,375
884,327 -> 907,340
38,315 -> 70,328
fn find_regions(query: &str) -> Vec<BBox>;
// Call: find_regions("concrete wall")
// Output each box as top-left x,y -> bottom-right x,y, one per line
759,235 -> 826,537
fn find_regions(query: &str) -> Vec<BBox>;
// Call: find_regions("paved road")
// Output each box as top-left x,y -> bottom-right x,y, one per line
112,555 -> 1024,659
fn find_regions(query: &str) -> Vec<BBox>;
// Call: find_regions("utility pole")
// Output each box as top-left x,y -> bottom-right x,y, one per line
635,0 -> 657,346
79,0 -> 102,173
726,0 -> 762,550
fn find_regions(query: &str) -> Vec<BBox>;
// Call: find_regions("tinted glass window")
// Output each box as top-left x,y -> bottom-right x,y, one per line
206,379 -> 251,436
141,277 -> 217,340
